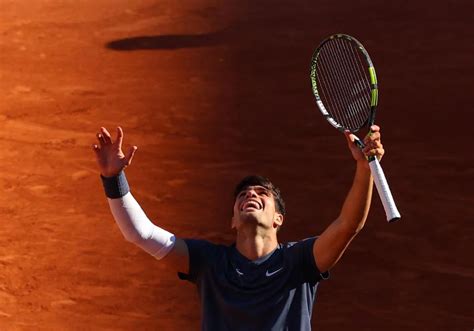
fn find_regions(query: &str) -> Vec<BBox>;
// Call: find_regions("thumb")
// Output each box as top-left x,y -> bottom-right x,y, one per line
125,146 -> 138,166
344,130 -> 355,144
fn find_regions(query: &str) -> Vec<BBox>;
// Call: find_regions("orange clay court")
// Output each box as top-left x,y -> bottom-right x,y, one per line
0,0 -> 473,330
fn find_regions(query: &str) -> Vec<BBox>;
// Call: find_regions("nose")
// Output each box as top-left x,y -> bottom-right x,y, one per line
245,189 -> 257,198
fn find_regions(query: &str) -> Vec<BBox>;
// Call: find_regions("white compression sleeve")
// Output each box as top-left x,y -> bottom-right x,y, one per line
108,192 -> 176,260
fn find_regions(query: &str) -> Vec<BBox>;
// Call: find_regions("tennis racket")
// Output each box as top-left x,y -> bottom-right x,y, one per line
310,33 -> 401,223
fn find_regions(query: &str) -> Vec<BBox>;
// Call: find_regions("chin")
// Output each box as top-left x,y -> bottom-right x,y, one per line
241,212 -> 258,221
236,212 -> 261,226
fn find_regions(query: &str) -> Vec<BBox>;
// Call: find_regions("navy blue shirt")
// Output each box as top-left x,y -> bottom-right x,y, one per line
178,237 -> 329,331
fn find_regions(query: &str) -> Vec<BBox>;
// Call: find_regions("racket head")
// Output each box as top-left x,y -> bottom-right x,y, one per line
310,34 -> 378,133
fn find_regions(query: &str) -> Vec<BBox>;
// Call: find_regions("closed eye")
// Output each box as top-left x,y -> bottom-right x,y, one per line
258,189 -> 270,196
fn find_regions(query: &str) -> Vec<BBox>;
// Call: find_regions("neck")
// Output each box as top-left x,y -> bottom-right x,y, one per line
235,226 -> 278,261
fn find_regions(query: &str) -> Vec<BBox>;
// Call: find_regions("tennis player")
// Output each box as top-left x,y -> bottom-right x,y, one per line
93,125 -> 384,330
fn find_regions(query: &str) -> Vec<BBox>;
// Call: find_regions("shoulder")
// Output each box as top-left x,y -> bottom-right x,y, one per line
183,239 -> 231,262
281,237 -> 329,281
184,238 -> 222,250
178,239 -> 231,282
282,237 -> 318,251
278,237 -> 317,267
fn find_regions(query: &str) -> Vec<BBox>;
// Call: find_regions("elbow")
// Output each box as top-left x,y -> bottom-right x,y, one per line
348,221 -> 365,235
354,221 -> 366,234
354,226 -> 364,235
337,213 -> 367,235
338,219 -> 365,237
122,231 -> 146,245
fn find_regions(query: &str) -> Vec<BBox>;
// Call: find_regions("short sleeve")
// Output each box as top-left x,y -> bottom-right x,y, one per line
291,237 -> 330,282
177,239 -> 218,283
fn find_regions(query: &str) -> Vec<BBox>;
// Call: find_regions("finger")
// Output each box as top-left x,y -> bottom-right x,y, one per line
92,144 -> 100,154
101,127 -> 113,144
364,138 -> 381,150
365,147 -> 385,159
344,131 -> 357,150
97,132 -> 107,146
363,142 -> 383,153
125,146 -> 138,166
344,130 -> 355,143
370,124 -> 380,133
364,131 -> 380,145
369,131 -> 381,140
116,127 -> 124,149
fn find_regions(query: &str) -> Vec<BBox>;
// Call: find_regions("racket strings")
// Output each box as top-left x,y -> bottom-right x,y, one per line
315,38 -> 372,131
326,40 -> 369,127
318,47 -> 354,128
338,40 -> 371,122
327,40 -> 369,128
327,41 -> 365,129
317,52 -> 350,127
324,42 -> 360,128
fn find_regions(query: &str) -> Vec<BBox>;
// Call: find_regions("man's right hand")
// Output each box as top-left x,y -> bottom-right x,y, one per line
92,127 -> 137,177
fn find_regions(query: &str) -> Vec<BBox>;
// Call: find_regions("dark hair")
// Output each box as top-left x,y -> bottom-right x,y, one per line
233,175 -> 286,215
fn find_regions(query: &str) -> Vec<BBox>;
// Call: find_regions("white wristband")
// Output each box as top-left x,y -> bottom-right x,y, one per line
108,192 -> 176,260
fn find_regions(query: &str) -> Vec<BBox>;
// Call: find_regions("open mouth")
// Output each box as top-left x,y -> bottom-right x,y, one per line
241,200 -> 262,211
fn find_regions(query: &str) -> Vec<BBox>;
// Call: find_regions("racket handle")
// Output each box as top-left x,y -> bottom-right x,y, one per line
368,158 -> 401,222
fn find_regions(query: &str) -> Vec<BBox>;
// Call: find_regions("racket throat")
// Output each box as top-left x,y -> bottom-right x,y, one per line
353,136 -> 365,149
353,135 -> 377,162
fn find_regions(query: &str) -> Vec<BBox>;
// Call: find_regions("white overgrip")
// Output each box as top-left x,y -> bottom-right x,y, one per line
368,158 -> 401,222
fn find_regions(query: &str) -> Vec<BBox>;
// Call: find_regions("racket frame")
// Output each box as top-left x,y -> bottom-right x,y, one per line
310,34 -> 401,223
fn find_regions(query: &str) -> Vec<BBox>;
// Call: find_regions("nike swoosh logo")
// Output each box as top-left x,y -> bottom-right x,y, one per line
265,267 -> 283,277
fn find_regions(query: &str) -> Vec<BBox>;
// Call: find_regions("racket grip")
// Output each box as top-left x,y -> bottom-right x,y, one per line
368,158 -> 401,222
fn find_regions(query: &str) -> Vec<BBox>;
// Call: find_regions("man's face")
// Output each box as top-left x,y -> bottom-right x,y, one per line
231,185 -> 283,231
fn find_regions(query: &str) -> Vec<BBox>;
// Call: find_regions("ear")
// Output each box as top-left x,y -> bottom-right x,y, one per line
273,213 -> 284,228
231,216 -> 237,230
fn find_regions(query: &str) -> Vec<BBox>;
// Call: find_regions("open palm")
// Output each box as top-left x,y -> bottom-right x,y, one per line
92,127 -> 137,177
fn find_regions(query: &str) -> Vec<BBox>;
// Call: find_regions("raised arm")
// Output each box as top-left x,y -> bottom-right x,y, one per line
92,127 -> 189,274
313,125 -> 384,273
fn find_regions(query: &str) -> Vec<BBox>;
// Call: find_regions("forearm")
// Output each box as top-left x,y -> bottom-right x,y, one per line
313,128 -> 383,272
336,161 -> 373,233
101,172 -> 176,259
